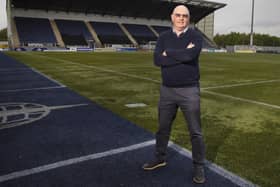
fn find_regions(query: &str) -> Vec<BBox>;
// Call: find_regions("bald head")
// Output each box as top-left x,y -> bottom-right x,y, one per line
171,5 -> 190,32
172,5 -> 190,16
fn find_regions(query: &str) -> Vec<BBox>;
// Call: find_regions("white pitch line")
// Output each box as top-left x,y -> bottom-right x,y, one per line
25,53 -> 161,83
169,142 -> 258,187
204,90 -> 280,110
202,79 -> 280,90
0,140 -> 155,183
30,68 -> 66,87
0,86 -> 65,93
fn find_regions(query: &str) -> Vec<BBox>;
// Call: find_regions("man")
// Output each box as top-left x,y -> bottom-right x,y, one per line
142,5 -> 206,184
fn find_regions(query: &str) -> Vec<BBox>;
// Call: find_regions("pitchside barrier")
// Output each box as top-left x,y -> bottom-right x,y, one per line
226,45 -> 280,54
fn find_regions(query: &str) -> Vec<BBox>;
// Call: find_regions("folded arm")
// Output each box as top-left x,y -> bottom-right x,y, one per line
165,34 -> 202,62
154,36 -> 183,67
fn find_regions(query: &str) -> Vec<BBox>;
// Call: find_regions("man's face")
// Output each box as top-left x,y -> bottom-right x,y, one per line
171,6 -> 190,31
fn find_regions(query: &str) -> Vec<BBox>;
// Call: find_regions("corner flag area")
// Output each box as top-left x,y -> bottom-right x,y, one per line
0,52 -> 259,186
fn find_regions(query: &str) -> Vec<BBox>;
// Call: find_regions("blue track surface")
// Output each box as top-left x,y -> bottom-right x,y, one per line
0,52 -> 251,187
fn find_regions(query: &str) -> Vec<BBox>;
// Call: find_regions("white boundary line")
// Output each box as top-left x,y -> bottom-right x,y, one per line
25,53 -> 161,83
204,90 -> 280,110
30,68 -> 66,87
202,79 -> 280,90
0,140 -> 155,183
0,86 -> 66,93
169,142 -> 258,187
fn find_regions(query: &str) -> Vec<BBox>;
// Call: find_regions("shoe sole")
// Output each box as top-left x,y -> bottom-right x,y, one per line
193,177 -> 206,184
143,162 -> 167,170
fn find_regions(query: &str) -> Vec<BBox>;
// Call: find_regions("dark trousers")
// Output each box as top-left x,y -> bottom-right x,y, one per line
156,85 -> 205,166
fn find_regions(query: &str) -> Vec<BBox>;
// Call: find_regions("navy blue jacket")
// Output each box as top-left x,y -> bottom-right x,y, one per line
154,28 -> 202,87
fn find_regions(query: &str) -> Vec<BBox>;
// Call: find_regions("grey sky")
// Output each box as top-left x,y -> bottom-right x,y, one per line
0,0 -> 6,30
209,0 -> 280,37
0,0 -> 280,37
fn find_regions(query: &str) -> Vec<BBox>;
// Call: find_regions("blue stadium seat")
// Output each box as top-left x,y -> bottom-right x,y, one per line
15,17 -> 56,45
123,24 -> 157,45
90,22 -> 130,44
152,25 -> 171,35
55,19 -> 93,46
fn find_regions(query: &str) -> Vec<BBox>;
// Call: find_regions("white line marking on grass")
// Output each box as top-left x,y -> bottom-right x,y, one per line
169,142 -> 258,187
125,103 -> 147,108
204,90 -> 280,110
203,79 -> 280,90
0,140 -> 155,183
25,53 -> 161,83
0,86 -> 65,93
30,68 -> 65,87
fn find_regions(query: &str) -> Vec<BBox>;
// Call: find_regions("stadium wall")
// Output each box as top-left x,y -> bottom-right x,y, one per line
196,13 -> 214,40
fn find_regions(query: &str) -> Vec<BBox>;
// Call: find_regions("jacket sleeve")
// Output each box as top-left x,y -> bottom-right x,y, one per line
153,35 -> 182,67
165,32 -> 202,62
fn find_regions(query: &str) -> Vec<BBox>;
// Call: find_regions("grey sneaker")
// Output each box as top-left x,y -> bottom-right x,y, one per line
142,159 -> 167,170
193,165 -> 206,184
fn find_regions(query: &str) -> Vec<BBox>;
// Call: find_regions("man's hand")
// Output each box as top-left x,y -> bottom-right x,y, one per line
162,42 -> 194,57
187,42 -> 195,49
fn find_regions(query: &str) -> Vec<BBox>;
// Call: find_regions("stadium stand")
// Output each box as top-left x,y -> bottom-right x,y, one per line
195,28 -> 217,48
14,17 -> 56,46
123,24 -> 158,45
90,22 -> 130,45
55,19 -> 93,46
7,0 -> 226,49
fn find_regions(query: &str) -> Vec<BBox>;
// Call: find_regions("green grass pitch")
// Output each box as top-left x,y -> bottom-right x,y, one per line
5,51 -> 280,187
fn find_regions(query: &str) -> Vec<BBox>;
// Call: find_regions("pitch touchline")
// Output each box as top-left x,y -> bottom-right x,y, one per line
25,53 -> 161,83
169,142 -> 258,187
204,90 -> 280,110
30,68 -> 66,87
0,140 -> 155,183
202,79 -> 280,90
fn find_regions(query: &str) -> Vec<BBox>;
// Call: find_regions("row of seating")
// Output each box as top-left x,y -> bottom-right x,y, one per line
14,17 -> 170,46
55,20 -> 93,46
90,22 -> 130,44
14,17 -> 215,48
15,17 -> 56,44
